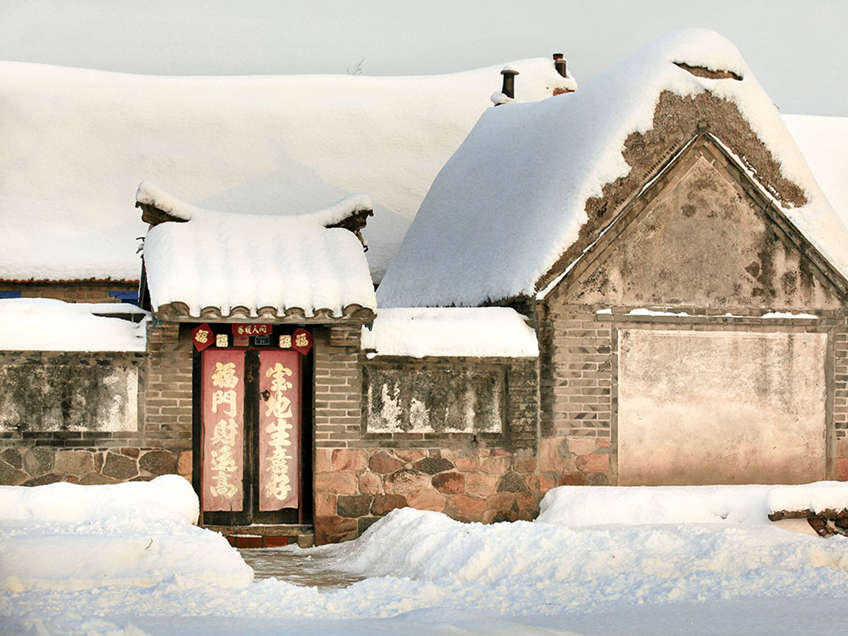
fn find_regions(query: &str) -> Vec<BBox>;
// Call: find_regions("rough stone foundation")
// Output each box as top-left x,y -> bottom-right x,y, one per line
0,446 -> 191,485
313,446 -> 539,544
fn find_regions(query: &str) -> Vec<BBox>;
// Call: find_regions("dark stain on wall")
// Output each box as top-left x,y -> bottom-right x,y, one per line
0,352 -> 142,432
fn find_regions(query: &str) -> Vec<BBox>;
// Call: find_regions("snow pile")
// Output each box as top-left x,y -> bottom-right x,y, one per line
783,114 -> 848,224
0,474 -> 197,524
0,476 -> 251,592
142,187 -> 376,318
0,298 -> 147,351
321,506 -> 848,594
378,29 -> 848,307
360,307 -> 538,357
0,58 -> 573,283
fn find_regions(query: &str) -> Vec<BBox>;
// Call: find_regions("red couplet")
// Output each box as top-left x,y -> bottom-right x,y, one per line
257,350 -> 301,511
201,350 -> 245,512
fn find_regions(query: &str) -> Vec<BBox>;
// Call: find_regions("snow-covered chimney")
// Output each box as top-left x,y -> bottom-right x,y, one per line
500,66 -> 519,100
553,53 -> 567,78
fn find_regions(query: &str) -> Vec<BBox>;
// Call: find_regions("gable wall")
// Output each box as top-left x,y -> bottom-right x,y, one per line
566,143 -> 842,310
538,138 -> 848,488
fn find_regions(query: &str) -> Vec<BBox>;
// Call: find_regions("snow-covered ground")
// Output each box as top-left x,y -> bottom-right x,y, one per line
3,479 -> 848,634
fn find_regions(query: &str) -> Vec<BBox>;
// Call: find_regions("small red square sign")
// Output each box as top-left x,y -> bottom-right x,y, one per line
192,323 -> 214,351
292,328 -> 313,355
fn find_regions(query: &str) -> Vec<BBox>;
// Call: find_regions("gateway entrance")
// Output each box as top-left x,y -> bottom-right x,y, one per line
193,325 -> 313,526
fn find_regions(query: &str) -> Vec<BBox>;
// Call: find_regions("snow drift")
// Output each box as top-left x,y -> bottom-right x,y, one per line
318,484 -> 848,594
0,476 -> 251,592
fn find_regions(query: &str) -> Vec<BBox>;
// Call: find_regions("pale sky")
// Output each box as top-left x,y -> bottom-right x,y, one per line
1,0 -> 845,116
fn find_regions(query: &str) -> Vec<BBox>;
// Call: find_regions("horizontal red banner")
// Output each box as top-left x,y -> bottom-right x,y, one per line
232,324 -> 272,337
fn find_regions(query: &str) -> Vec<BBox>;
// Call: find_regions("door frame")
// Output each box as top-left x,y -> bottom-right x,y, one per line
191,324 -> 314,526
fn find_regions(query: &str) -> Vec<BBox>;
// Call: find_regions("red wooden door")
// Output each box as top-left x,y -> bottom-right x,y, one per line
199,347 -> 305,525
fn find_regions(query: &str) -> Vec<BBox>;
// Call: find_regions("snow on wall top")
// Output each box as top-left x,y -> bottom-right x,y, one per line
783,114 -> 848,226
0,298 -> 147,351
142,188 -> 376,319
377,29 -> 848,307
0,59 -> 574,283
360,307 -> 538,358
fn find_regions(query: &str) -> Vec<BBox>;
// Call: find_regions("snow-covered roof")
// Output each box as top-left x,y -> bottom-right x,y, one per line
360,307 -> 538,358
141,187 -> 376,321
378,29 -> 848,307
0,59 -> 575,284
783,114 -> 848,225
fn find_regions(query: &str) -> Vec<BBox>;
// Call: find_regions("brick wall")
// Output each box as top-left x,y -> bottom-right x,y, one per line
834,326 -> 848,480
0,281 -> 138,303
0,322 -> 193,486
143,321 -> 193,454
538,302 -> 614,491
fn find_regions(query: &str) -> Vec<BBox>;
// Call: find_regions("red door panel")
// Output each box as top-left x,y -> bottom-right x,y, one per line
201,349 -> 245,512
258,350 -> 301,511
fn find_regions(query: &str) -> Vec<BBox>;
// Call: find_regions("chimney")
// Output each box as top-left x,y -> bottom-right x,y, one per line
500,66 -> 519,100
553,53 -> 567,78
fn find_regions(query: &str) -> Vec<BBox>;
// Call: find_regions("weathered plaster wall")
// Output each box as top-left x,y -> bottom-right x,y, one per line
0,352 -> 139,433
618,328 -> 827,485
363,362 -> 505,433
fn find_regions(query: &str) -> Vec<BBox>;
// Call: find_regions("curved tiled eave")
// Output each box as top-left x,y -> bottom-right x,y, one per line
154,301 -> 376,324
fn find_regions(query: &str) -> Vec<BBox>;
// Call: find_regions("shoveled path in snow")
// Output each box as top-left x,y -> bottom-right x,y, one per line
238,548 -> 364,588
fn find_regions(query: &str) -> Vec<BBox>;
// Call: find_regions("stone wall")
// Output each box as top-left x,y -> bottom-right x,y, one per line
314,445 -> 538,544
313,351 -> 538,544
0,321 -> 193,486
0,281 -> 138,303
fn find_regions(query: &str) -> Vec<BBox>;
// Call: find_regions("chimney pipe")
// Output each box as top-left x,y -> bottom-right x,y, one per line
500,66 -> 519,100
553,53 -> 567,78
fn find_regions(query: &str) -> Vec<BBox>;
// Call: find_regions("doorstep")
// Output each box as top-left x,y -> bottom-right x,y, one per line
204,524 -> 315,548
